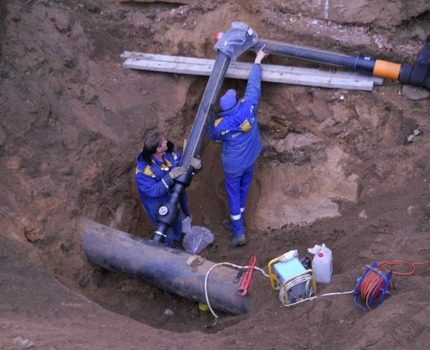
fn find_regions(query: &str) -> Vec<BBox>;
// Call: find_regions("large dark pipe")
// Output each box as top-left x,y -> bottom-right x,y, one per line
82,218 -> 250,315
152,52 -> 231,242
152,22 -> 258,243
258,39 -> 377,73
257,38 -> 430,90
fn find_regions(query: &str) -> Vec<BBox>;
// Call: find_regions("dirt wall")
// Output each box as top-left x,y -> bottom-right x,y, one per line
265,0 -> 430,27
1,0 -> 430,349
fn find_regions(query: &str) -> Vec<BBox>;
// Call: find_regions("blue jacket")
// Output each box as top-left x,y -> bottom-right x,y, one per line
209,64 -> 263,175
135,150 -> 189,224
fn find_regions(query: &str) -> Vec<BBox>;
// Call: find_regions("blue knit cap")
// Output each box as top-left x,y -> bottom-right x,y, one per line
220,89 -> 237,111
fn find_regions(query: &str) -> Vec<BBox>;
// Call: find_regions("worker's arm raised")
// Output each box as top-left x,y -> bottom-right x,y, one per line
243,48 -> 267,103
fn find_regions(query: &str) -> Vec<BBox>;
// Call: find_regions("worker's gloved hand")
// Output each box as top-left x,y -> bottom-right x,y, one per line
255,46 -> 268,64
189,157 -> 202,172
169,166 -> 186,179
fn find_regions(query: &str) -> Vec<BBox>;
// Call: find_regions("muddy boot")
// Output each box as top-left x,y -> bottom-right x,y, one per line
231,234 -> 248,247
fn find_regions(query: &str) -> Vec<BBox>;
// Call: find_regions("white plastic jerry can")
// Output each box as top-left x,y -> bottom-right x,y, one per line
312,244 -> 333,283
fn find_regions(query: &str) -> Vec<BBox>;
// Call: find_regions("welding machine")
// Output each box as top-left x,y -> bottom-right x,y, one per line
268,250 -> 317,306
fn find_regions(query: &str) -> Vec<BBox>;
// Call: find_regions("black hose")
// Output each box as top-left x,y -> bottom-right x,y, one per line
399,63 -> 430,90
258,39 -> 376,73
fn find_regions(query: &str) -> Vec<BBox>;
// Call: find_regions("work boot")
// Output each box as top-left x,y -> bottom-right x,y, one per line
231,234 -> 248,247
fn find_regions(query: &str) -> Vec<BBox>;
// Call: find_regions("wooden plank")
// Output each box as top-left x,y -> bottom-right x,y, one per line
121,52 -> 375,91
121,51 -> 383,85
123,58 -> 376,91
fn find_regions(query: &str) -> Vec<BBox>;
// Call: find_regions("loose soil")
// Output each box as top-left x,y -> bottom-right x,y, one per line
1,0 -> 430,349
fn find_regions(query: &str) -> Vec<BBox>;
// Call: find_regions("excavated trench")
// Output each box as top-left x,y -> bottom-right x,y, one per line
74,141 -> 244,333
40,65 -> 381,333
70,127 -> 344,333
54,80 -> 412,333
3,0 -> 430,347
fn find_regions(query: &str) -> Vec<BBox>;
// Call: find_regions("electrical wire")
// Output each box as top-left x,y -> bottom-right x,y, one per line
204,259 -> 430,321
279,273 -> 312,307
278,272 -> 354,308
355,260 -> 430,310
279,290 -> 356,308
355,267 -> 388,310
378,259 -> 430,276
203,262 -> 270,323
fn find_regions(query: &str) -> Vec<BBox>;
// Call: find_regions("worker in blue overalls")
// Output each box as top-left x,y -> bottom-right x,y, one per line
209,47 -> 268,246
135,129 -> 201,247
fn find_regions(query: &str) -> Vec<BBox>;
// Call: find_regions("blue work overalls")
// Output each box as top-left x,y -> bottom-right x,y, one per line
209,64 -> 263,237
135,151 -> 190,246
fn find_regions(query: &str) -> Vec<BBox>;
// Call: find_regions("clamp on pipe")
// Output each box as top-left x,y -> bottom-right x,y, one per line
214,21 -> 259,60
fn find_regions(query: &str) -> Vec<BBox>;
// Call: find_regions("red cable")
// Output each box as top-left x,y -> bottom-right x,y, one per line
358,269 -> 385,309
357,260 -> 430,309
378,259 -> 430,276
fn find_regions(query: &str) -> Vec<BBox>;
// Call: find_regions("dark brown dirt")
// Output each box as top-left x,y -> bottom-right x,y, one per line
1,0 -> 430,349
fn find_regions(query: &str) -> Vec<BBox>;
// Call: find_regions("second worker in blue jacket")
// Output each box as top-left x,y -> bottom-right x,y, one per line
209,48 -> 268,247
135,129 -> 201,247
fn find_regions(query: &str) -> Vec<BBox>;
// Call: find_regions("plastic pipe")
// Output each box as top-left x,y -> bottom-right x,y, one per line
152,22 -> 258,243
151,51 -> 231,243
82,218 -> 250,315
257,38 -> 430,90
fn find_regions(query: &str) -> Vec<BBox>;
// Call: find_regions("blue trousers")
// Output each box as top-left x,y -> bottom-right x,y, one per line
224,165 -> 254,236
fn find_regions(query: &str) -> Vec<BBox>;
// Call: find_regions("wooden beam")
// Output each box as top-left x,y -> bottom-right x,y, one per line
121,51 -> 383,91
